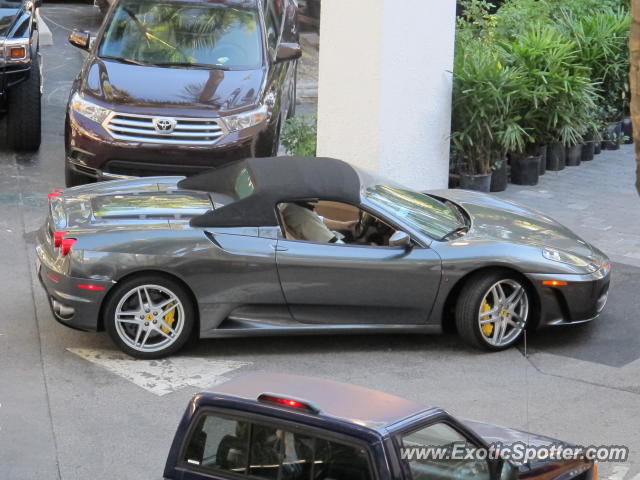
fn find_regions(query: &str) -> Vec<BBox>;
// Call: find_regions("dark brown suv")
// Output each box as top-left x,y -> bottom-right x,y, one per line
65,0 -> 300,186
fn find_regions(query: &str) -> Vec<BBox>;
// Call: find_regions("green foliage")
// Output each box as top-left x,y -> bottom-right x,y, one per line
452,38 -> 529,174
281,115 -> 317,157
451,0 -> 629,168
498,24 -> 598,147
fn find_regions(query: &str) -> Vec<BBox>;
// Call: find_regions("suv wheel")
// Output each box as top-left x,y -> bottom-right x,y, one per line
7,56 -> 41,152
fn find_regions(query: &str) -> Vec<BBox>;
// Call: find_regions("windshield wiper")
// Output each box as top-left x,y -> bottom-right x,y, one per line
442,226 -> 469,241
150,62 -> 231,70
100,55 -> 147,66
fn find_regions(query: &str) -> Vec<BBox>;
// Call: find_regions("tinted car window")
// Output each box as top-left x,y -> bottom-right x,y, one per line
264,1 -> 283,58
184,415 -> 249,474
314,437 -> 373,480
401,423 -> 491,480
183,413 -> 372,480
99,1 -> 263,69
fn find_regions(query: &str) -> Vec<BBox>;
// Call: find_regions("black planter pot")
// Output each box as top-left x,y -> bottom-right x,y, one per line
460,172 -> 492,192
510,154 -> 540,186
581,134 -> 595,161
566,144 -> 582,166
622,117 -> 633,144
536,145 -> 547,175
547,143 -> 566,171
490,160 -> 508,192
581,142 -> 595,161
594,142 -> 602,155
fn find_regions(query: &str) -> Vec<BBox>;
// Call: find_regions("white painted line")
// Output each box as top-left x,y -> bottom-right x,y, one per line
607,466 -> 629,480
67,348 -> 251,396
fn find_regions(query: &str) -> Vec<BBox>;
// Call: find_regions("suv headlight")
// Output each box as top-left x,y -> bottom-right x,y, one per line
221,105 -> 268,132
542,248 -> 597,272
70,93 -> 112,124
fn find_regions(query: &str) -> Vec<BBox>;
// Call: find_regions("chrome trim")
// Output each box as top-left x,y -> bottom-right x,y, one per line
102,112 -> 228,146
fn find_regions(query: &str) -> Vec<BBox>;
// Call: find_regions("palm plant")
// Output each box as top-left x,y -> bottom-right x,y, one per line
498,24 -> 598,150
558,7 -> 630,123
451,37 -> 530,175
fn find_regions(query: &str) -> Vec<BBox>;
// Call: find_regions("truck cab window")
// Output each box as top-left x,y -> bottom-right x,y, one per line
183,415 -> 249,475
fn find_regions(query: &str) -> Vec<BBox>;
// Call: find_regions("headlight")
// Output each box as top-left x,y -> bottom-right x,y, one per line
70,93 -> 112,124
221,105 -> 268,132
542,248 -> 597,271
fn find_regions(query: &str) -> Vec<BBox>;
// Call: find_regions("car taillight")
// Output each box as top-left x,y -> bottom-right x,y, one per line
48,189 -> 63,200
53,231 -> 68,248
60,238 -> 77,256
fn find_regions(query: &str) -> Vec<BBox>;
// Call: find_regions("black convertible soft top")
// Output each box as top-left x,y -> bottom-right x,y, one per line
178,156 -> 362,227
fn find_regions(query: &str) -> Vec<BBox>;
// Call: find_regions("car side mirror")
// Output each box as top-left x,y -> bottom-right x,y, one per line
389,231 -> 411,249
30,0 -> 43,8
275,43 -> 302,63
69,30 -> 91,51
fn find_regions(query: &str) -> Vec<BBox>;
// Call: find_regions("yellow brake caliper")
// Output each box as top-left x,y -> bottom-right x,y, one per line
161,302 -> 177,334
480,300 -> 494,337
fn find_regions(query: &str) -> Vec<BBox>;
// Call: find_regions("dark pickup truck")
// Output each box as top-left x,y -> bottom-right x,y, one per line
0,0 -> 41,151
163,372 -> 597,480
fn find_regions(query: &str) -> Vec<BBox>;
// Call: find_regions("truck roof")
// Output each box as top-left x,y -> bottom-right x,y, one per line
204,372 -> 433,431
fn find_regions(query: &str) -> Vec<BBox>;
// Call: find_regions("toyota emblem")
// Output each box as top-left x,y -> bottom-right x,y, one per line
153,117 -> 177,134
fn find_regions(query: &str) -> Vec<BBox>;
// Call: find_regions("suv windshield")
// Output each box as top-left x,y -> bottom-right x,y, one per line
98,1 -> 263,70
366,185 -> 465,240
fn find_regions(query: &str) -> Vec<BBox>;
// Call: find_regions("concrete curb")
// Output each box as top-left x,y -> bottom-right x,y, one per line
36,9 -> 54,47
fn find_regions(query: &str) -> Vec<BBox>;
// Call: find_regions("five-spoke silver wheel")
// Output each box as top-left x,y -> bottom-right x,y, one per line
456,272 -> 532,351
113,284 -> 185,354
477,279 -> 528,347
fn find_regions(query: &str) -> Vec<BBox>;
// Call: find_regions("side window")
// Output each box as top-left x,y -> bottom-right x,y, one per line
278,200 -> 399,247
400,423 -> 491,480
314,438 -> 373,480
183,414 -> 373,480
183,415 -> 249,475
264,1 -> 283,59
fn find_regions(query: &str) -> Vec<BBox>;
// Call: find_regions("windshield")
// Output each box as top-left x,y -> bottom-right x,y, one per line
366,185 -> 465,240
98,1 -> 263,70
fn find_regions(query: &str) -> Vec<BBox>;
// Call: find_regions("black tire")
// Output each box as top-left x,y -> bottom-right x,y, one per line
287,67 -> 297,120
104,274 -> 195,359
455,271 -> 530,351
7,56 -> 41,152
271,118 -> 282,156
65,157 -> 90,187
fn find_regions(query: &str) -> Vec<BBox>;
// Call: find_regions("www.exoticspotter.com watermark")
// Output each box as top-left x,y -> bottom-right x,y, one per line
401,443 -> 629,463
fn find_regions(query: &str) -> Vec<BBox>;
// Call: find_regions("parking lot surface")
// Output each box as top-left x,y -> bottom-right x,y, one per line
0,4 -> 638,480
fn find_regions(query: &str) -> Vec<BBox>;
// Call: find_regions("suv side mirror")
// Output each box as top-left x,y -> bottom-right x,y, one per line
69,30 -> 91,51
389,231 -> 411,248
275,43 -> 302,63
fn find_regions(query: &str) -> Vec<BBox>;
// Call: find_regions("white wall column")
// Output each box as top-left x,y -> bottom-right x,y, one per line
316,0 -> 457,191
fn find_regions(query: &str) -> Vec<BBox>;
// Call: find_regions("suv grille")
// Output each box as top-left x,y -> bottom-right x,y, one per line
104,113 -> 226,146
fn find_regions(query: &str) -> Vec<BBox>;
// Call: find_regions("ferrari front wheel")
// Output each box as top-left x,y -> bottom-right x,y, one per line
104,275 -> 195,359
455,272 -> 530,351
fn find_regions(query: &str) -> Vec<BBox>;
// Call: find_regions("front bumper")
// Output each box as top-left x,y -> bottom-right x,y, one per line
66,110 -> 271,180
527,268 -> 611,327
36,246 -> 111,332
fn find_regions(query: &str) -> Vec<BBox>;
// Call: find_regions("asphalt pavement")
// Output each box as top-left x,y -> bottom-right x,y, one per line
0,4 -> 638,480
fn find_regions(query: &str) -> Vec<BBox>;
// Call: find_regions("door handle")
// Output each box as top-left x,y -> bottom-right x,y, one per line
271,243 -> 288,252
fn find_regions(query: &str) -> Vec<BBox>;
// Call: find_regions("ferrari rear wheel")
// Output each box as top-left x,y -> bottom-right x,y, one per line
455,272 -> 530,351
104,275 -> 194,359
